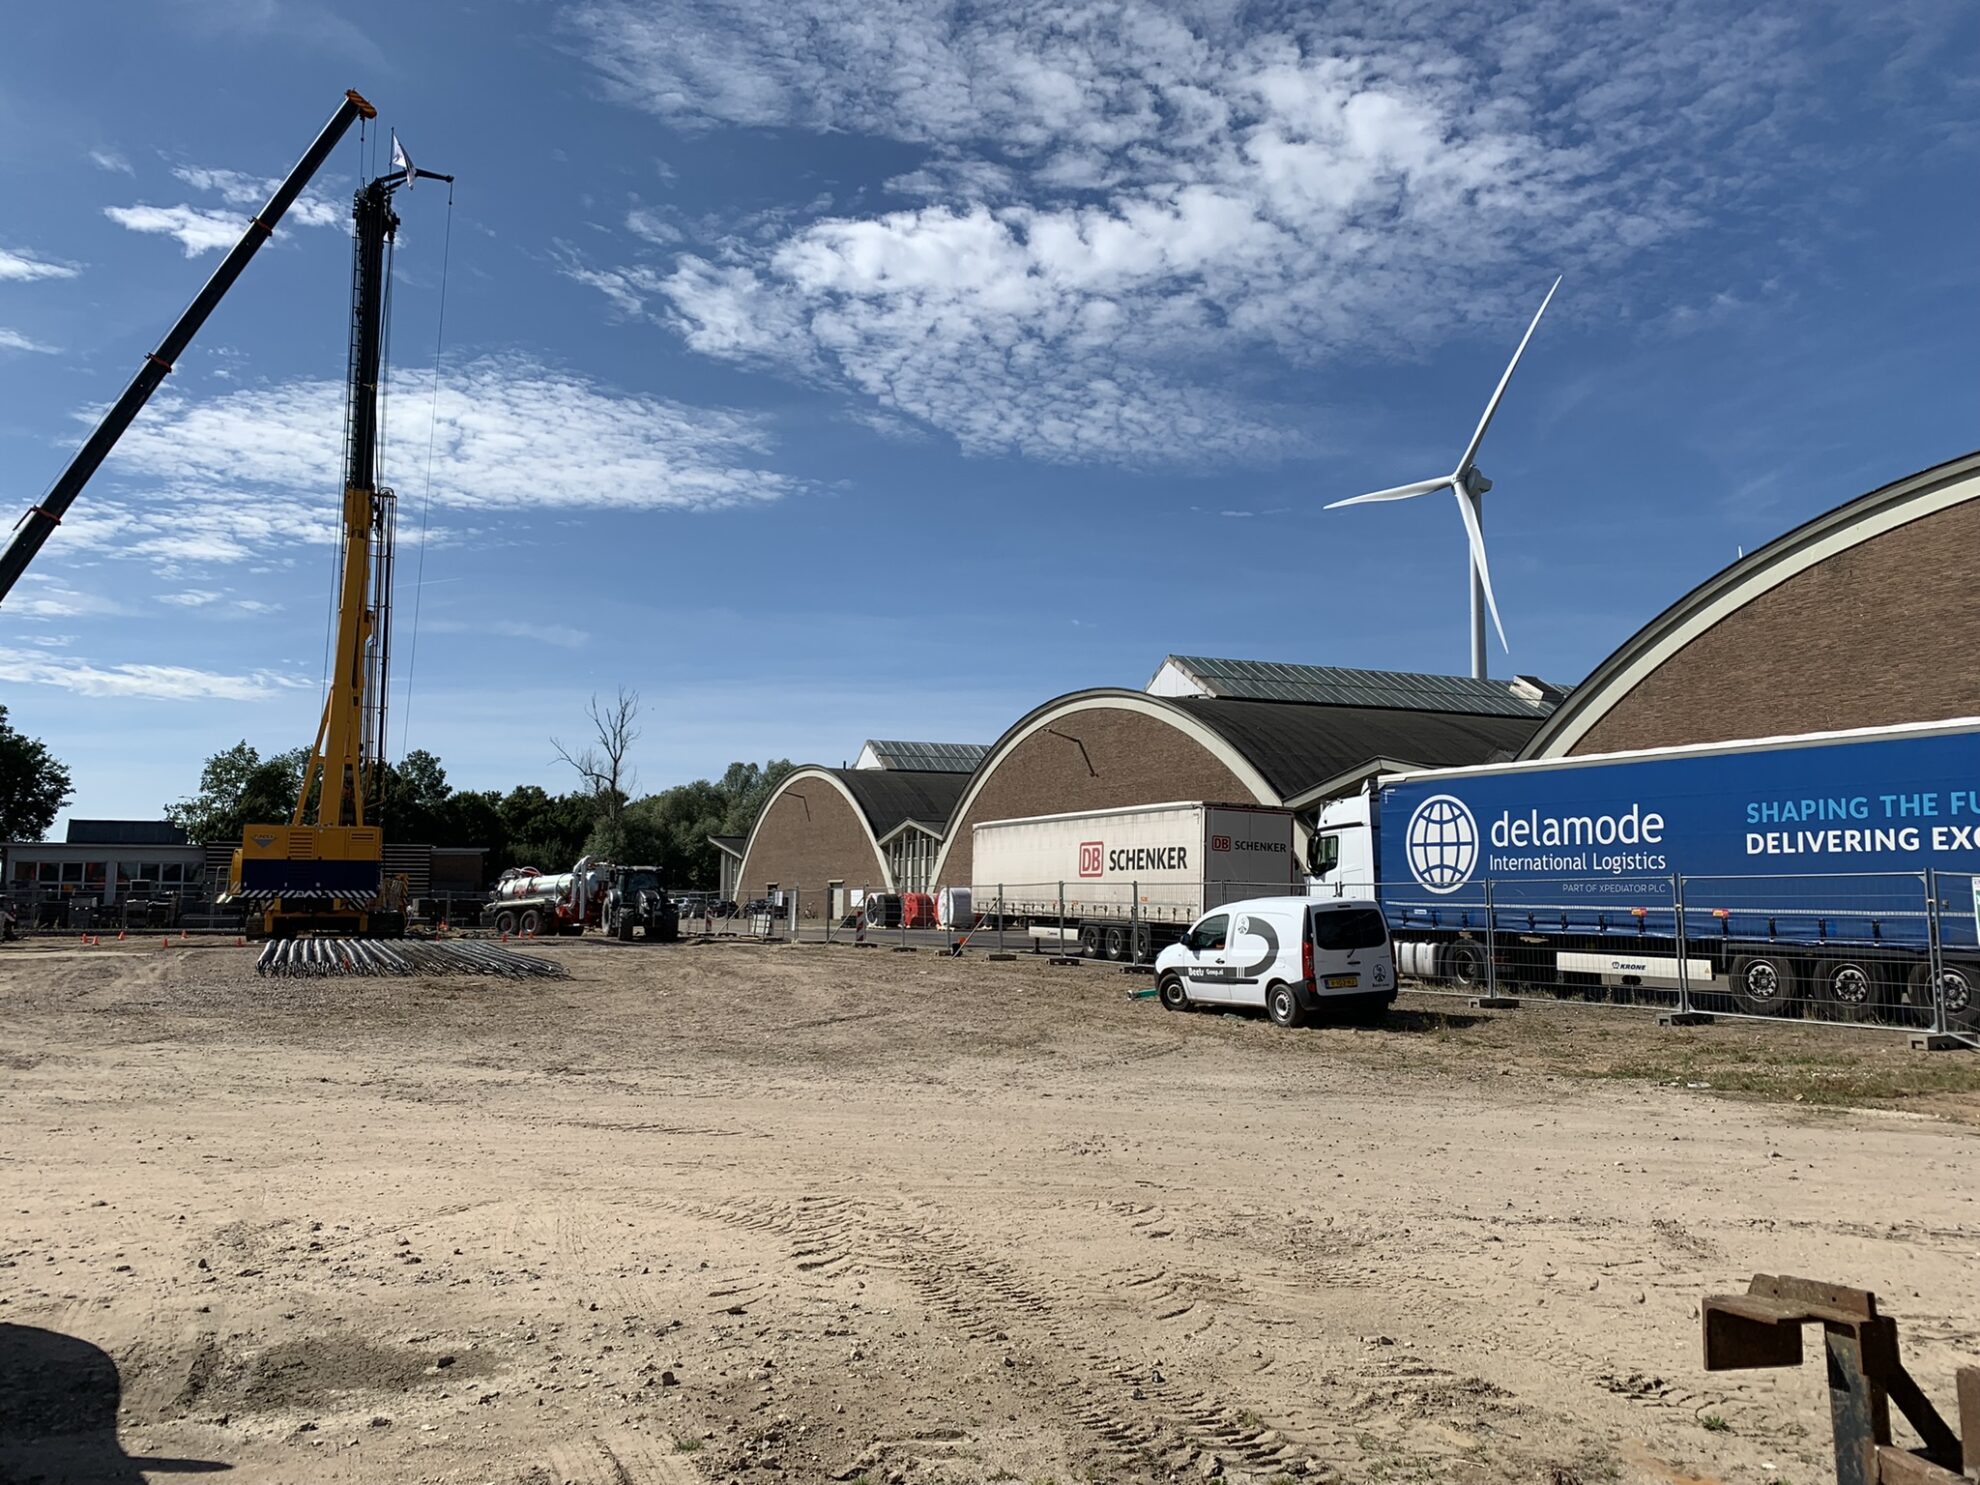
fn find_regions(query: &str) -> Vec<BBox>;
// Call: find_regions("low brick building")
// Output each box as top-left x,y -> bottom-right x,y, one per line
734,671 -> 1553,909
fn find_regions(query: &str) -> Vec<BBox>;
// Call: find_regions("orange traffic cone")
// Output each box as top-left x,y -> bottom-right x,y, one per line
116,930 -> 125,941
235,936 -> 246,948
162,936 -> 170,948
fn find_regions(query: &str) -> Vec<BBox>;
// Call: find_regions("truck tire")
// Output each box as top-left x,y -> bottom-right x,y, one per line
616,911 -> 635,942
495,907 -> 517,936
1814,957 -> 1894,1022
1727,953 -> 1794,1015
1158,973 -> 1191,1012
518,907 -> 542,937
1265,981 -> 1304,1028
1908,960 -> 1978,1031
1132,923 -> 1154,964
1079,924 -> 1103,958
1104,925 -> 1130,962
1442,940 -> 1485,991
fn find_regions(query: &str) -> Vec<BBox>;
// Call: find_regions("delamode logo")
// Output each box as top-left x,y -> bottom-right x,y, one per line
1405,794 -> 1479,894
1078,841 -> 1104,877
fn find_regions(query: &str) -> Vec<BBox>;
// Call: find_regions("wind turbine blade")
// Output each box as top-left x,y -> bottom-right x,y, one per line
1455,274 -> 1561,477
1452,485 -> 1509,653
1324,476 -> 1449,509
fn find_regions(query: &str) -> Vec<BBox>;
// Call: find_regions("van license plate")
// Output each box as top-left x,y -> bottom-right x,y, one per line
1324,974 -> 1359,989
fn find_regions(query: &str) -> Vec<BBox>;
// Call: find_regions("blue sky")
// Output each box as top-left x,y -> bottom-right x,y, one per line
1,0 -> 1974,825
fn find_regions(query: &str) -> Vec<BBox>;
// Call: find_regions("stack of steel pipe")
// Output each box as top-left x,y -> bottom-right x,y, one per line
254,938 -> 568,979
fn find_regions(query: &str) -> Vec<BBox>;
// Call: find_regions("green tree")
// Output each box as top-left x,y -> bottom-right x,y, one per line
378,748 -> 453,843
495,784 -> 594,874
0,707 -> 74,841
166,742 -> 309,846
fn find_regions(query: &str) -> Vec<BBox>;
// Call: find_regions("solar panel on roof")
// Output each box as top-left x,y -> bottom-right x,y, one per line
1167,656 -> 1561,717
863,740 -> 990,772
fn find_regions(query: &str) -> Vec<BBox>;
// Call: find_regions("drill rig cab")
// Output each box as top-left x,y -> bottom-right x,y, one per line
225,148 -> 450,939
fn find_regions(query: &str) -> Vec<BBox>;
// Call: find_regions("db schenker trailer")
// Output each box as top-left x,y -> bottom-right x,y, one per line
1308,718 -> 1980,1028
971,802 -> 1300,962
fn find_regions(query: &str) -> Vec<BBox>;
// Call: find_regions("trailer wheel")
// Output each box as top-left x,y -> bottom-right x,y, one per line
1442,940 -> 1486,991
1158,973 -> 1191,1012
1727,953 -> 1794,1015
494,908 -> 517,936
518,907 -> 542,937
1265,981 -> 1304,1029
1908,960 -> 1979,1030
1814,958 -> 1894,1022
1079,924 -> 1103,958
1104,925 -> 1131,962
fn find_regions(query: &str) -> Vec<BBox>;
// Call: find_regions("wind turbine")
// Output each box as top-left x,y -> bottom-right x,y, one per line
1328,276 -> 1561,681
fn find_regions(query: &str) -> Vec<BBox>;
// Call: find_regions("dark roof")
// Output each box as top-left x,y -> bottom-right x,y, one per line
861,740 -> 989,772
65,819 -> 188,846
1174,697 -> 1543,800
832,769 -> 971,839
708,835 -> 746,858
1159,655 -> 1563,718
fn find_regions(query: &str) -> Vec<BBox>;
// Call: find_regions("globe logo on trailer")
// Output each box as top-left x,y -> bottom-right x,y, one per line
1406,794 -> 1478,893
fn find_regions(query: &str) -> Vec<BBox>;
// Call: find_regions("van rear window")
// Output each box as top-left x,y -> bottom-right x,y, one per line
1310,907 -> 1387,951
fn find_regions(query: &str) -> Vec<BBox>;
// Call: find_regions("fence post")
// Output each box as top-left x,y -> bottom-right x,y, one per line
1058,881 -> 1065,956
1474,877 -> 1517,1008
1664,873 -> 1710,1025
998,885 -> 1006,952
1925,869 -> 1947,1037
1131,879 -> 1139,966
900,891 -> 908,951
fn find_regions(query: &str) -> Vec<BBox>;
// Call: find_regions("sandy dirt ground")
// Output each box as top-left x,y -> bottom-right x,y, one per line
2,938 -> 1977,1485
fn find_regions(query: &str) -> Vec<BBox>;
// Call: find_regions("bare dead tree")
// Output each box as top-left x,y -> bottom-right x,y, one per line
552,687 -> 639,858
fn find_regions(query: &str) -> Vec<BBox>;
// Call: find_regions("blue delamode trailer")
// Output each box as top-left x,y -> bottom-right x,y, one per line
1307,718 -> 1980,1026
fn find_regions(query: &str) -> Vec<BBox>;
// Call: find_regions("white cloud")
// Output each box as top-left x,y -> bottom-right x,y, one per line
0,247 -> 80,282
89,147 -> 133,174
103,203 -> 253,257
157,590 -> 224,607
105,166 -> 342,256
55,357 -> 800,570
6,582 -> 131,620
0,648 -> 312,701
171,166 -> 343,228
0,329 -> 56,354
566,0 -> 1963,465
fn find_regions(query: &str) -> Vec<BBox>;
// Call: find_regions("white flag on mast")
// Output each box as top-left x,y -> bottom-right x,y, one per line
390,131 -> 415,189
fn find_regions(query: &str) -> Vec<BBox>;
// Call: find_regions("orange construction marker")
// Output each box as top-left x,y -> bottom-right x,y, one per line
116,930 -> 126,941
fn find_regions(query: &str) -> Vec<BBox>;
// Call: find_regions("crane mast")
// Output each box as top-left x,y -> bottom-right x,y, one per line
298,174 -> 399,833
229,149 -> 451,938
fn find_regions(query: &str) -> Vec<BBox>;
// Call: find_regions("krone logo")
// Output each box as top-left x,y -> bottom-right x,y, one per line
1405,794 -> 1478,894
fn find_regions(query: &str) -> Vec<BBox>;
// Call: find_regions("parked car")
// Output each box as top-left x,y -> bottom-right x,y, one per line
708,899 -> 738,919
1155,896 -> 1394,1027
743,897 -> 779,918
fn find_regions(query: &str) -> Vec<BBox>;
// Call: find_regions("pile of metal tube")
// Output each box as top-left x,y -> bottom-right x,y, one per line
254,937 -> 568,979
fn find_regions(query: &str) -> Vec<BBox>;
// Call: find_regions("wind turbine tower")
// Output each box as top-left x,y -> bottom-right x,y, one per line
1329,277 -> 1561,681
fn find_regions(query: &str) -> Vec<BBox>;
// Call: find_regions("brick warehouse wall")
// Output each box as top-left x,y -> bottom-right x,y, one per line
1570,497 -> 1980,756
735,777 -> 888,922
938,704 -> 1263,887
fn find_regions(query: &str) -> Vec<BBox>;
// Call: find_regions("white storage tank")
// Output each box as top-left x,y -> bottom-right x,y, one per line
937,886 -> 972,929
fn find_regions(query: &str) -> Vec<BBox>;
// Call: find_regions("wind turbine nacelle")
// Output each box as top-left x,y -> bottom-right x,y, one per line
1464,468 -> 1494,496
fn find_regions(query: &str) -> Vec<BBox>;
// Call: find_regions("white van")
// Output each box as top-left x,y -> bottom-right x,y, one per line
1153,895 -> 1395,1026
